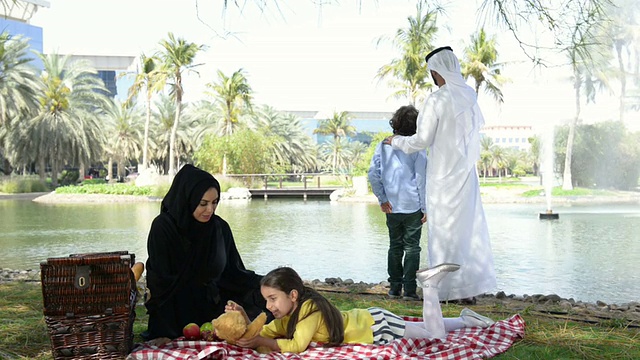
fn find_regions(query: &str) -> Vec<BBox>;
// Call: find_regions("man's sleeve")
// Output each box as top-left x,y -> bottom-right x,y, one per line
392,96 -> 439,153
416,151 -> 427,214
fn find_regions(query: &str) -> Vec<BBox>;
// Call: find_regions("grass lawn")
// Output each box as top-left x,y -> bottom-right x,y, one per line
1,282 -> 638,359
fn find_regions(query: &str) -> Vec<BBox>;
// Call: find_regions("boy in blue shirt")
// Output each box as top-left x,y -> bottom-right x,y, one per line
368,105 -> 427,300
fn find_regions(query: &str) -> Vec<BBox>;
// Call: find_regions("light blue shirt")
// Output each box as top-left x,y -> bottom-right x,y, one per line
368,142 -> 427,214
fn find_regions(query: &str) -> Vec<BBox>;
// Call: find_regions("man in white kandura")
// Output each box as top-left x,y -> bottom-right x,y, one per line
384,46 -> 497,303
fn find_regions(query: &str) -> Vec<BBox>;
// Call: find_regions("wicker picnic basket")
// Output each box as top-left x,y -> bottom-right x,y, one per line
40,251 -> 137,359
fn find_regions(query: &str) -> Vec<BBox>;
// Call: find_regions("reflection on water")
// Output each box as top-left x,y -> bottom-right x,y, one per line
0,198 -> 638,304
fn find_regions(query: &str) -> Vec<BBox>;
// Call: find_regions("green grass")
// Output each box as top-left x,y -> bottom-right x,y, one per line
521,187 -> 619,198
2,282 -> 639,359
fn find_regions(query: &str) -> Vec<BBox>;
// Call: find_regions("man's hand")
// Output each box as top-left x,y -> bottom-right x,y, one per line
421,213 -> 427,224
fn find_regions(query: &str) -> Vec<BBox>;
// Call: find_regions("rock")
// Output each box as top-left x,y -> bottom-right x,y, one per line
329,189 -> 347,202
135,166 -> 168,187
222,188 -> 252,200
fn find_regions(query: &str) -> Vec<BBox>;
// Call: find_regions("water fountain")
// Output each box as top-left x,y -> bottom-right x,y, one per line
539,125 -> 559,220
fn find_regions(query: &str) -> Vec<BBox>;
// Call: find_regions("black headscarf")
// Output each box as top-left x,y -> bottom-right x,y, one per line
162,164 -> 221,228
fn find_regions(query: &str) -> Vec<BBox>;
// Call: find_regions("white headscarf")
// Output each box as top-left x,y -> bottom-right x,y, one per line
427,48 -> 484,166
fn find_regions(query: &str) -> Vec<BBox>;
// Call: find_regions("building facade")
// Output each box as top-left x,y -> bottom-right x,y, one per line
480,125 -> 535,151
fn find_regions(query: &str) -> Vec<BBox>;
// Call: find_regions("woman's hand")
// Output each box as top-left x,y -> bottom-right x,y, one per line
225,300 -> 250,325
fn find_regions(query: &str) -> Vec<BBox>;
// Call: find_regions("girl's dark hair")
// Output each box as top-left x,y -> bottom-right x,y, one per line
260,267 -> 344,346
389,105 -> 419,136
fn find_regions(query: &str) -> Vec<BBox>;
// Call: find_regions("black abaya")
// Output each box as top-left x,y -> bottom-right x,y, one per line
144,165 -> 267,339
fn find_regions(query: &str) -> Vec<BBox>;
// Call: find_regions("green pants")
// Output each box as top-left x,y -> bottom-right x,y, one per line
386,210 -> 423,295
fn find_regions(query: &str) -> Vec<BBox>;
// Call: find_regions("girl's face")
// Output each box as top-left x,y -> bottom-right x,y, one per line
261,285 -> 298,319
192,187 -> 219,223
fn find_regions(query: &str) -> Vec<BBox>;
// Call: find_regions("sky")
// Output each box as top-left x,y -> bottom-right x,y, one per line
30,0 -> 631,130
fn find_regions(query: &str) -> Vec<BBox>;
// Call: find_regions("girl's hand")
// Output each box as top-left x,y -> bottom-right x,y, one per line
236,335 -> 260,348
382,135 -> 395,145
236,336 -> 279,352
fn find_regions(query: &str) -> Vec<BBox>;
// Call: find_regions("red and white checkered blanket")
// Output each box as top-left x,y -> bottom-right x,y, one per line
127,314 -> 524,360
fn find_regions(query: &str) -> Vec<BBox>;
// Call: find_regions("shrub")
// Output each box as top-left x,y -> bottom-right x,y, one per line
55,183 -> 153,196
0,178 -> 48,193
58,170 -> 79,186
81,178 -> 107,185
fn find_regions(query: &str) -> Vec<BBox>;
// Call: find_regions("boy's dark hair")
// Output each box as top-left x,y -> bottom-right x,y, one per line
389,105 -> 419,136
261,267 -> 344,347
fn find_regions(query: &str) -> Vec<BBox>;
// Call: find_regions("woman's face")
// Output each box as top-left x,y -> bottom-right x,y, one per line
192,187 -> 219,223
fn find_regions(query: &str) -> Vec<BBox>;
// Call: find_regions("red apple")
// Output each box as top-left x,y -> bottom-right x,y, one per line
183,323 -> 200,340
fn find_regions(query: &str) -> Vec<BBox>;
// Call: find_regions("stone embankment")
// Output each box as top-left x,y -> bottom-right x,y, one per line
5,268 -> 638,328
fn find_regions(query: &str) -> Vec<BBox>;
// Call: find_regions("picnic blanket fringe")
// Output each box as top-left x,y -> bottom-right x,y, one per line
127,314 -> 525,360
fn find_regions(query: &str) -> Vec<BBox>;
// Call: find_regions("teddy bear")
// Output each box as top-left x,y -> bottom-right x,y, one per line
211,308 -> 269,352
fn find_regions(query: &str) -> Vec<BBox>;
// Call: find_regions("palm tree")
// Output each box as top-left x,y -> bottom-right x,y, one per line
478,0 -> 612,64
158,32 -> 203,175
0,32 -> 40,174
13,53 -> 111,187
375,3 -> 441,105
103,100 -> 144,181
0,32 -> 39,129
602,0 -> 640,122
461,28 -> 507,103
490,145 -> 505,181
562,26 -> 612,190
251,105 -> 317,173
124,53 -> 165,171
313,111 -> 356,174
205,68 -> 253,175
527,135 -> 541,177
206,69 -> 253,136
151,94 -> 199,173
480,136 -> 495,179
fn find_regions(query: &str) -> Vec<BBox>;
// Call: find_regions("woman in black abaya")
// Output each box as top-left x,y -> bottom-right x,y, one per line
144,164 -> 267,340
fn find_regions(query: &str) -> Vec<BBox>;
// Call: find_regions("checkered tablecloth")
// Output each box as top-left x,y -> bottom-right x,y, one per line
127,314 -> 525,360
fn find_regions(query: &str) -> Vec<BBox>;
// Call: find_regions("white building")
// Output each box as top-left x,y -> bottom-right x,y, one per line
480,125 -> 535,151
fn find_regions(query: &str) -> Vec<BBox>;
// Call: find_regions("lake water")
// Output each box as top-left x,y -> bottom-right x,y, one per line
1,196 -> 639,305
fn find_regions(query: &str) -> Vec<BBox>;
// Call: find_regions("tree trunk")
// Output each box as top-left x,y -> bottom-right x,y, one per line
563,75 -> 581,191
117,159 -> 124,181
51,161 -> 59,188
38,157 -> 45,182
142,95 -> 152,171
169,94 -> 182,176
2,158 -> 11,175
222,154 -> 228,176
616,43 -> 626,123
107,157 -> 114,183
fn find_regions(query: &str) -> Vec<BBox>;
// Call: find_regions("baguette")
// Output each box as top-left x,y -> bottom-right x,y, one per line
131,262 -> 144,282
